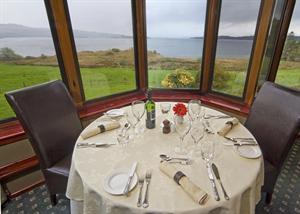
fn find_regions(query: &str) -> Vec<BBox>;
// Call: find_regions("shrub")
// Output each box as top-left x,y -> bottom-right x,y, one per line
111,48 -> 120,52
0,47 -> 23,61
161,69 -> 195,88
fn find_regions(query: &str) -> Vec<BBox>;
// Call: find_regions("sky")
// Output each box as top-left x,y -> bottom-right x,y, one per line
0,0 -> 299,37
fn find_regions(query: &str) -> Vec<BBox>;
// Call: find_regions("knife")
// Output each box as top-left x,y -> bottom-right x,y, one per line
206,163 -> 220,201
123,162 -> 138,196
212,163 -> 230,200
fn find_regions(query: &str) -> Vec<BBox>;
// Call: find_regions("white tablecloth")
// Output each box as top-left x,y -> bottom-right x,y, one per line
66,102 -> 264,214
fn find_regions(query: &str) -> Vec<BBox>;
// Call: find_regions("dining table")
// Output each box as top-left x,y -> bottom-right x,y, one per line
66,102 -> 264,214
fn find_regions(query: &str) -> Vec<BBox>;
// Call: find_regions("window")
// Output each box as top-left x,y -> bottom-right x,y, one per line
0,0 -> 60,119
258,0 -> 285,89
146,0 -> 206,89
211,0 -> 261,97
67,0 -> 137,101
276,1 -> 300,89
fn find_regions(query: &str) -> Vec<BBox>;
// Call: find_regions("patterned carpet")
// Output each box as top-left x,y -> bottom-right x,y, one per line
2,140 -> 300,214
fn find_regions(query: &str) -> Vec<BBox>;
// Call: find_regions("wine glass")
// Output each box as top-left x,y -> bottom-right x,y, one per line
124,110 -> 137,140
201,140 -> 215,165
160,103 -> 171,122
131,100 -> 145,135
174,114 -> 191,154
188,100 -> 202,121
189,120 -> 205,157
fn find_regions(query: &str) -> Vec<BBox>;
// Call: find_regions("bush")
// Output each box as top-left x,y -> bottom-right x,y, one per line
111,48 -> 120,52
161,69 -> 195,88
0,47 -> 23,61
212,64 -> 233,89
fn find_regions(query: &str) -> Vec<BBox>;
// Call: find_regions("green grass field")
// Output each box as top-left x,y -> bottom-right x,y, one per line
0,62 -> 299,119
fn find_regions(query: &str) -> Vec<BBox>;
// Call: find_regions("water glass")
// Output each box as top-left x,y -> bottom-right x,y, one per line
189,120 -> 205,156
174,115 -> 191,154
131,100 -> 145,135
201,140 -> 215,164
188,99 -> 202,121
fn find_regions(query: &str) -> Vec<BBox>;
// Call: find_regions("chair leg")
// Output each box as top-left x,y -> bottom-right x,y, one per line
50,194 -> 57,206
265,192 -> 272,204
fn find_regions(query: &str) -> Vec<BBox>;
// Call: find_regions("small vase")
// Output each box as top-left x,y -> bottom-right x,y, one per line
175,115 -> 184,124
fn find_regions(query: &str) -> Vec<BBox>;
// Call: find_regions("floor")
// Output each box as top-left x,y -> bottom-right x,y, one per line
2,140 -> 300,214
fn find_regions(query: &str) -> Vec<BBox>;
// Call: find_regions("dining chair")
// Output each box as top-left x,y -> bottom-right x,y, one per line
244,81 -> 300,204
5,80 -> 83,206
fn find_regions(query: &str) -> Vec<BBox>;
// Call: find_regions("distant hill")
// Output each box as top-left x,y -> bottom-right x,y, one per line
191,35 -> 300,41
0,24 -> 131,39
191,36 -> 254,40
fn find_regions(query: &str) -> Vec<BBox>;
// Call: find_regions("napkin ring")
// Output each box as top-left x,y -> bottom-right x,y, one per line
225,121 -> 234,128
173,171 -> 186,185
98,125 -> 106,133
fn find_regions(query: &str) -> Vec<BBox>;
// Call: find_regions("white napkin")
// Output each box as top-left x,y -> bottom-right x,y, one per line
159,162 -> 208,205
80,121 -> 120,139
217,117 -> 239,136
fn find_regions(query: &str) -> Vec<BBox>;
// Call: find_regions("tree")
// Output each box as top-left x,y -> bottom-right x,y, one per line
0,47 -> 23,61
282,31 -> 300,61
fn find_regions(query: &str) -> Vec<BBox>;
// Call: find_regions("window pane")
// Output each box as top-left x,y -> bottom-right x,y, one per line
258,0 -> 285,89
68,0 -> 136,100
212,0 -> 261,97
0,0 -> 60,119
146,0 -> 206,89
276,1 -> 300,89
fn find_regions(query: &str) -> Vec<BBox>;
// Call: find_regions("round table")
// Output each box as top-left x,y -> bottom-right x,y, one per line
66,102 -> 264,214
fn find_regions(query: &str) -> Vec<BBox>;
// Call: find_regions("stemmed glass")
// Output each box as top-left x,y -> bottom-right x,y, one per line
160,103 -> 171,122
174,114 -> 191,154
124,110 -> 137,140
131,100 -> 145,135
201,140 -> 215,165
188,99 -> 202,121
189,120 -> 205,157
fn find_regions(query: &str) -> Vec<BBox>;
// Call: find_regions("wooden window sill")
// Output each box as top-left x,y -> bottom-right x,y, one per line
0,92 -> 249,145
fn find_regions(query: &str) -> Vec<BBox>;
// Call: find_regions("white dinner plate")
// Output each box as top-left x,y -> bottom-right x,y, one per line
105,109 -> 125,118
103,170 -> 138,195
235,145 -> 262,159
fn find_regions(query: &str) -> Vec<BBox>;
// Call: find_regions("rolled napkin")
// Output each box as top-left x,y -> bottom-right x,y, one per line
80,121 -> 120,139
159,162 -> 208,205
217,117 -> 239,136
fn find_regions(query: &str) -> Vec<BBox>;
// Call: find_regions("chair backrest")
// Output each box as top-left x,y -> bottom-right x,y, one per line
245,81 -> 300,167
5,80 -> 83,169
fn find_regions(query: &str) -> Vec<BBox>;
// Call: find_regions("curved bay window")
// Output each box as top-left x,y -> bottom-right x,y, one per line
0,0 -> 61,120
146,0 -> 207,90
67,0 -> 137,101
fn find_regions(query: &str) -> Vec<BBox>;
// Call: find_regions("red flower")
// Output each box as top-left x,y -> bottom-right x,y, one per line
173,103 -> 187,116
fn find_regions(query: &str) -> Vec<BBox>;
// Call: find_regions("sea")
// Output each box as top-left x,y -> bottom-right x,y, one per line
0,37 -> 254,59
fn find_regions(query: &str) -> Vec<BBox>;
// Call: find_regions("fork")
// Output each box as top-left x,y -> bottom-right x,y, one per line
137,177 -> 144,207
142,170 -> 152,208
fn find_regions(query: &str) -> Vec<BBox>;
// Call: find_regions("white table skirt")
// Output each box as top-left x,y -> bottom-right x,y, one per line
66,102 -> 264,214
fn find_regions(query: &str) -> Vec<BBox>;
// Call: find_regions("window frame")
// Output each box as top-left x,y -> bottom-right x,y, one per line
0,0 -> 297,143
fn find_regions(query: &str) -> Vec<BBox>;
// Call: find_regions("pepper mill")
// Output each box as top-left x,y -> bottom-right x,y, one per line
163,119 -> 171,134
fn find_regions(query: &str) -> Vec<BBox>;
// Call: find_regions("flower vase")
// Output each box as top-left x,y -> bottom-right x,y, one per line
175,115 -> 184,124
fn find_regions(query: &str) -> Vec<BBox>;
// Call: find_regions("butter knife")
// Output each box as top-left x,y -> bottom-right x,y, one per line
212,163 -> 229,200
123,162 -> 138,196
206,163 -> 220,201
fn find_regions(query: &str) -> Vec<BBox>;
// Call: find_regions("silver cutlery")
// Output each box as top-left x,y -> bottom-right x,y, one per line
224,136 -> 255,143
234,142 -> 258,146
159,154 -> 190,162
142,170 -> 152,208
206,163 -> 220,201
123,162 -> 138,196
137,177 -> 144,207
76,142 -> 115,148
204,114 -> 232,119
212,163 -> 229,200
164,159 -> 193,165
